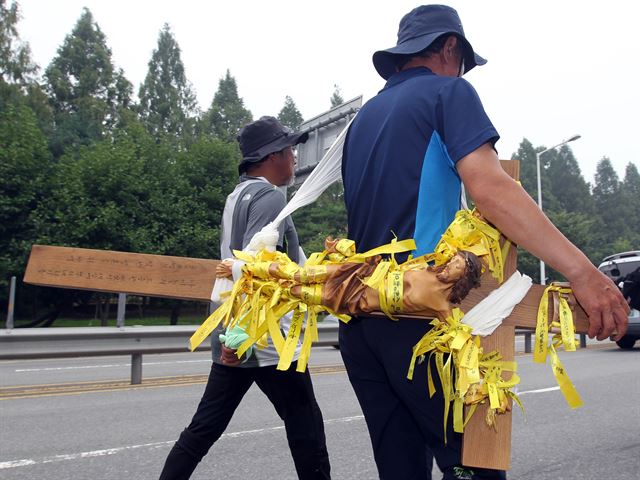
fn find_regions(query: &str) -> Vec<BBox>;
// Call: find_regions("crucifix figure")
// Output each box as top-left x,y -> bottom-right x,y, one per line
230,244 -> 482,321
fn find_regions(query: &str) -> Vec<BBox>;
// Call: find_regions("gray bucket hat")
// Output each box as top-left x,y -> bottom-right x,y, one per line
237,116 -> 309,174
372,4 -> 487,80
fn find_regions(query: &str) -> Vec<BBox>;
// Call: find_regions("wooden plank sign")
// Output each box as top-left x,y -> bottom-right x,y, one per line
24,245 -> 219,302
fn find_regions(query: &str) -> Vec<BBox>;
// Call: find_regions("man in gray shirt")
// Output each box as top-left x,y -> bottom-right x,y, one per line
159,117 -> 330,479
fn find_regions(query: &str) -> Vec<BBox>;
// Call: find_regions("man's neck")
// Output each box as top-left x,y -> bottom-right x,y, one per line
245,167 -> 279,186
402,57 -> 446,76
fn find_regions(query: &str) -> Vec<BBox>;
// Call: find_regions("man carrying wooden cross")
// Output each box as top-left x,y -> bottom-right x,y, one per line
159,117 -> 331,479
339,4 -> 629,480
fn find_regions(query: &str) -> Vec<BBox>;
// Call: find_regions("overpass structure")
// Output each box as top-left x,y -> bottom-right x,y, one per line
294,96 -> 361,186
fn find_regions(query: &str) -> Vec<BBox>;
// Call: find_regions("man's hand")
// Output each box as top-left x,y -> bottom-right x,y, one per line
216,260 -> 234,279
568,268 -> 630,341
220,344 -> 243,366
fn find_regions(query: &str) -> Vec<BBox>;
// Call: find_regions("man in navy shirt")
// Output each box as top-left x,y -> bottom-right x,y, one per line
341,5 -> 629,480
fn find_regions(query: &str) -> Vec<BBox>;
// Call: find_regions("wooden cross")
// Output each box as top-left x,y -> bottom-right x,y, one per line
457,160 -> 589,470
22,160 -> 589,471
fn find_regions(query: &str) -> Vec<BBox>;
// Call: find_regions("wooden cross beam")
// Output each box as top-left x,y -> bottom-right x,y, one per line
24,246 -> 219,302
22,161 -> 590,471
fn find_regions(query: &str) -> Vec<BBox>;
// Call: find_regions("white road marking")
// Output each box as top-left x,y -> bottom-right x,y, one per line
517,386 -> 560,395
15,359 -> 211,372
0,415 -> 364,469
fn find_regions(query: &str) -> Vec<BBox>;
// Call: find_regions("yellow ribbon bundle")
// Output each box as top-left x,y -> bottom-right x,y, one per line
189,237 -> 419,372
407,308 -> 524,440
400,209 -> 507,283
533,284 -> 583,408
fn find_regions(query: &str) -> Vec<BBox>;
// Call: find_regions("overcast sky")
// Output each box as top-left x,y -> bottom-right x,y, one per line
15,0 -> 640,183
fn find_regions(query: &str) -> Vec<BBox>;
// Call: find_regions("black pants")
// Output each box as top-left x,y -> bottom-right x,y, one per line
159,361 -> 330,479
339,317 -> 506,480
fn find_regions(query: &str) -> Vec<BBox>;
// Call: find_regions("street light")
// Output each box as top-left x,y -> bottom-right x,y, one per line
535,134 -> 581,284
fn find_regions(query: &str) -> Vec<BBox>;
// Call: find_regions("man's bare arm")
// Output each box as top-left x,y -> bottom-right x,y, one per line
457,143 -> 629,340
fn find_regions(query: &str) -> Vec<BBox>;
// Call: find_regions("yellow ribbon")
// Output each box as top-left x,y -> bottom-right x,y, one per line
407,309 -> 523,438
533,284 -> 582,408
425,209 -> 505,283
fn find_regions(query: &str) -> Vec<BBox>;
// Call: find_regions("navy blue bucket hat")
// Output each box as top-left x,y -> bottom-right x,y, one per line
237,116 -> 309,173
372,4 -> 487,80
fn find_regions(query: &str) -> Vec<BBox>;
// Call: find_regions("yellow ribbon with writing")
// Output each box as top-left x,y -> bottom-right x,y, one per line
533,284 -> 582,408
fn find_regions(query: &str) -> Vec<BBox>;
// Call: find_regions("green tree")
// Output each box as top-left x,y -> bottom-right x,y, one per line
621,162 -> 640,247
546,145 -> 594,215
138,23 -> 198,144
44,8 -> 132,156
511,139 -> 600,282
173,135 -> 238,257
512,139 -> 553,282
591,157 -> 628,258
277,95 -> 303,130
202,69 -> 252,141
32,118 -> 237,259
0,97 -> 51,307
0,0 -> 52,132
293,182 -> 347,254
330,84 -> 344,108
0,0 -> 37,87
511,139 -> 543,204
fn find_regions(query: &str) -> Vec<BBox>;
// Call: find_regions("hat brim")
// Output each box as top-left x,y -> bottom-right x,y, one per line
239,131 -> 309,173
373,32 -> 487,80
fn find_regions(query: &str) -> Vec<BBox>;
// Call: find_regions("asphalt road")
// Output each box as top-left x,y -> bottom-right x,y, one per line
1,342 -> 638,479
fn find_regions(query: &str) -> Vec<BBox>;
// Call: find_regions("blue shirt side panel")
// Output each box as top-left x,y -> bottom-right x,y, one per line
413,131 -> 460,256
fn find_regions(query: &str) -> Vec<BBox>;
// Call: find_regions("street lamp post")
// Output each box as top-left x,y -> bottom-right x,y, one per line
535,134 -> 581,284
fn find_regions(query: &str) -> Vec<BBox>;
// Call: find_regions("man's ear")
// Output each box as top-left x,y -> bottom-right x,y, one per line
263,152 -> 276,165
443,35 -> 459,63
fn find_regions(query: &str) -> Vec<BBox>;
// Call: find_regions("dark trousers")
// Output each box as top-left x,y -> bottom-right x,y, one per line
159,361 -> 330,480
339,317 -> 506,480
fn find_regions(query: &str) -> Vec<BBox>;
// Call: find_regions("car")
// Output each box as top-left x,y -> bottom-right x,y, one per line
597,251 -> 640,349
615,309 -> 640,349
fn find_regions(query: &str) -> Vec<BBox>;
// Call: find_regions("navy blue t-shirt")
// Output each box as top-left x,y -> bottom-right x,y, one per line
342,67 -> 499,258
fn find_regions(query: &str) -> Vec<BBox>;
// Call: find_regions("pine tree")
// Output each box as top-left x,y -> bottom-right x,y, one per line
202,69 -> 252,142
330,84 -> 344,108
592,157 -> 629,255
511,138 -> 538,200
138,23 -> 198,144
0,0 -> 51,131
278,95 -> 303,130
511,139 -> 596,282
546,144 -> 594,215
511,139 -> 545,282
44,8 -> 132,156
0,0 -> 37,87
621,162 -> 640,247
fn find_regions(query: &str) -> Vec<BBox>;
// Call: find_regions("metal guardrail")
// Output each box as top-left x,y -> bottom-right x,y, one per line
1,323 -> 587,384
0,323 -> 340,384
516,328 -> 587,353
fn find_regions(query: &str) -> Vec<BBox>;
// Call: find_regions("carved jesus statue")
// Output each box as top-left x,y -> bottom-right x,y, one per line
217,238 -> 483,321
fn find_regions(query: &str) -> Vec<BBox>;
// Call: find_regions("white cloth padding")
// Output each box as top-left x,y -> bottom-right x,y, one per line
245,118 -> 354,253
462,271 -> 533,336
210,277 -> 233,303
